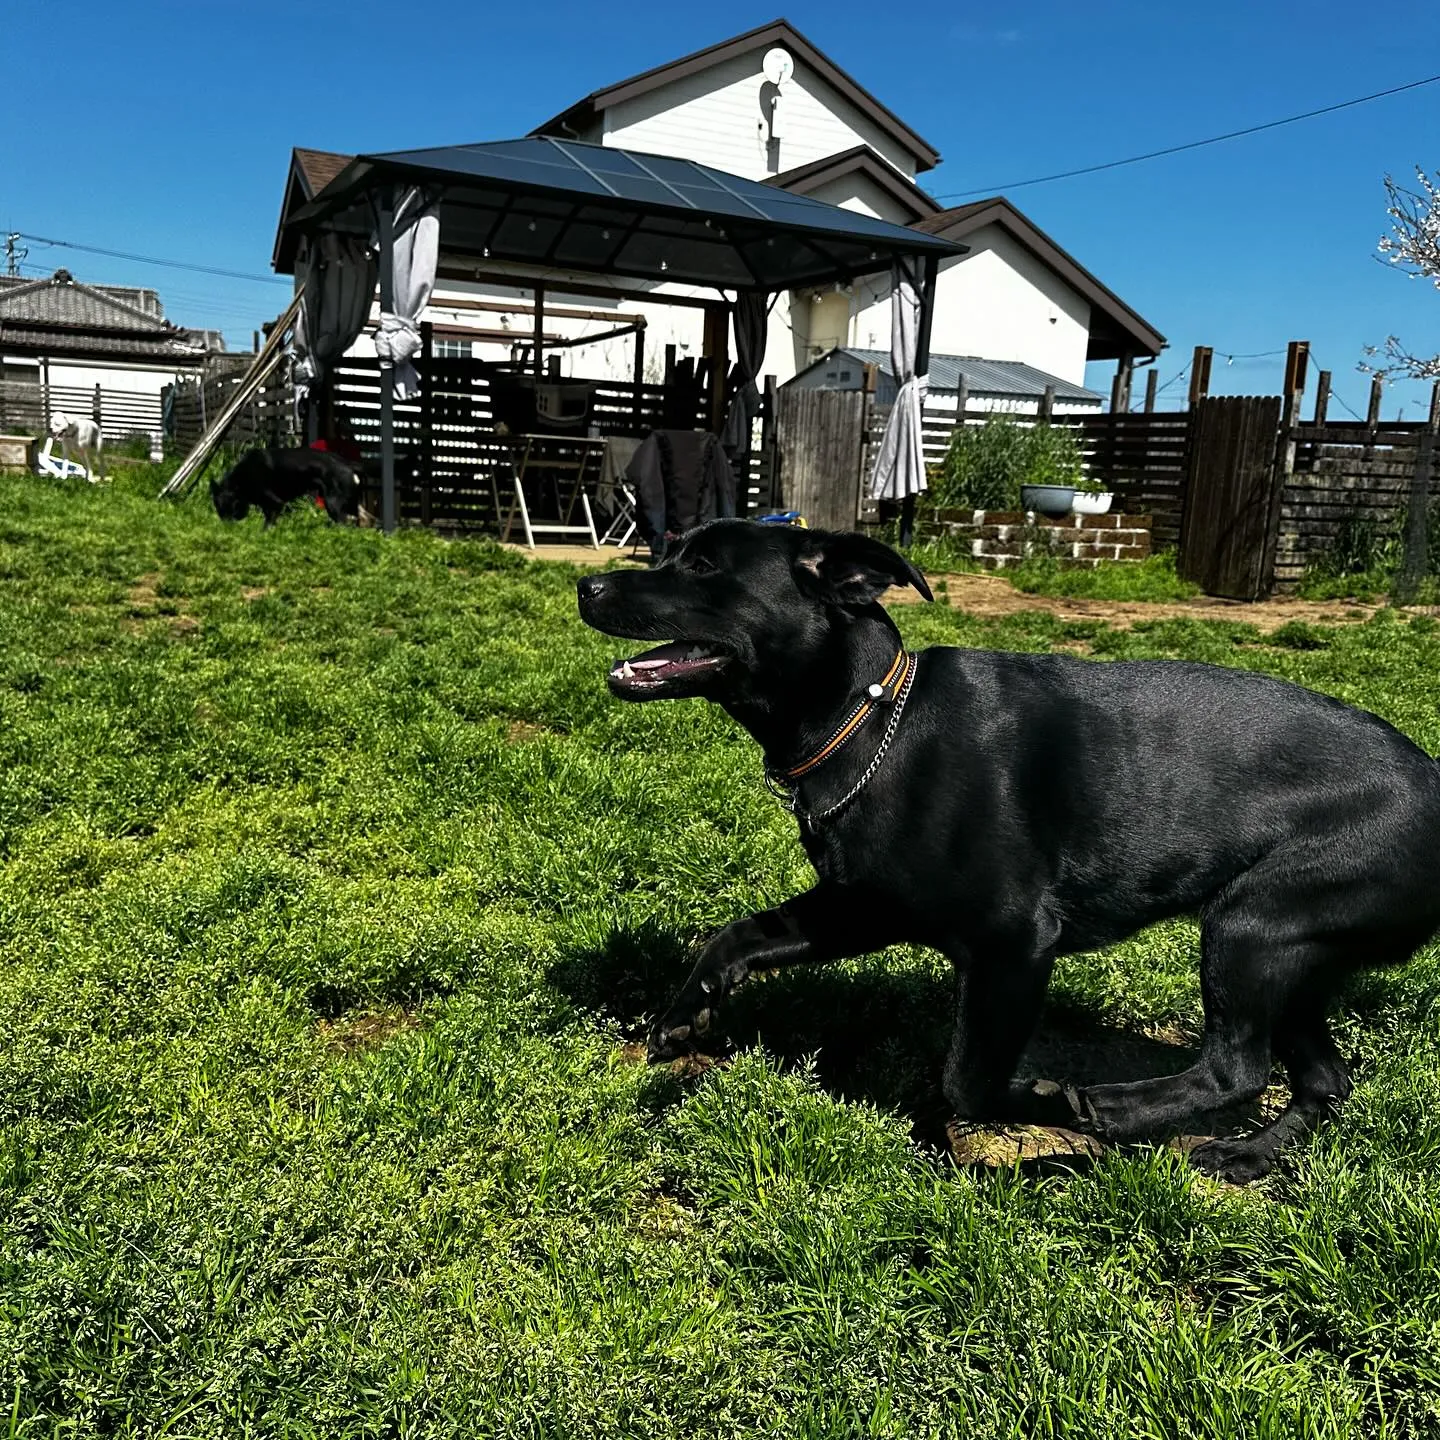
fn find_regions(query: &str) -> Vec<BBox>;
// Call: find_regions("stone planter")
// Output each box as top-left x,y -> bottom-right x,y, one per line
1071,491 -> 1114,516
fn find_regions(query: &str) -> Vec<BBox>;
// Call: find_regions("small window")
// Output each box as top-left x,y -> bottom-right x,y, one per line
432,336 -> 474,359
838,370 -> 851,382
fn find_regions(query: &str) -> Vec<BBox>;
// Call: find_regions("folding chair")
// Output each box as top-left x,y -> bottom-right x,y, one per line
598,480 -> 640,548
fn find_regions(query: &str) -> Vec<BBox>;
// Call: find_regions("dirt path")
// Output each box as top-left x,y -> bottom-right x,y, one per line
889,570 -> 1379,633
510,543 -> 1379,633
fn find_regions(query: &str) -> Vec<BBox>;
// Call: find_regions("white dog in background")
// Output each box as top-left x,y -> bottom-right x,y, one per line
48,411 -> 105,483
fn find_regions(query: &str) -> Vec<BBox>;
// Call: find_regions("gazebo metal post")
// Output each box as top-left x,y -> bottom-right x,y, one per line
900,253 -> 939,548
377,194 -> 397,535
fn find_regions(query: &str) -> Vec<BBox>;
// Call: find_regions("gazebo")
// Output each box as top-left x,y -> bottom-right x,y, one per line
275,136 -> 965,540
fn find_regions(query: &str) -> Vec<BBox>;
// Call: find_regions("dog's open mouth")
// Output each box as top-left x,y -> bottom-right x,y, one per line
608,640 -> 729,694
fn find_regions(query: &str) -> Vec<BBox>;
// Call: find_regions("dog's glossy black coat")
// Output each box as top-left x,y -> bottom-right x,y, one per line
577,521 -> 1440,1181
210,447 -> 361,527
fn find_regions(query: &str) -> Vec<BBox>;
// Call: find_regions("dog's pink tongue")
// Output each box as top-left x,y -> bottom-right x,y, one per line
630,657 -> 673,670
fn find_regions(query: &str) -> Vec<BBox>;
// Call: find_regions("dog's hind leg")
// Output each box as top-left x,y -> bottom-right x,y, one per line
1076,892 -> 1309,1143
648,885 -> 900,1061
1190,991 -> 1352,1183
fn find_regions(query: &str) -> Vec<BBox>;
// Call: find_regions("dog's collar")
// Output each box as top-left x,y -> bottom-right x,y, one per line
767,648 -> 908,784
764,649 -> 919,828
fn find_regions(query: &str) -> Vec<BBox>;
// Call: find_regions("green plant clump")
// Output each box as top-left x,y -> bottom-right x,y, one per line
932,414 -> 1088,511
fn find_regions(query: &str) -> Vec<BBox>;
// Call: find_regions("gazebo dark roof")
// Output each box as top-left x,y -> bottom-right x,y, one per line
278,136 -> 963,291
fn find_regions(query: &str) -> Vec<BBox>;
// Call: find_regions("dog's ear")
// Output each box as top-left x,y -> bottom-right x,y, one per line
794,530 -> 933,607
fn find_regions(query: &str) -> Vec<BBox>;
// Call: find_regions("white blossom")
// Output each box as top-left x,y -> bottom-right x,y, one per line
1361,167 -> 1440,381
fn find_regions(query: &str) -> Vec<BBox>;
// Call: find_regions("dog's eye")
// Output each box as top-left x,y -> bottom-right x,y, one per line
688,554 -> 719,575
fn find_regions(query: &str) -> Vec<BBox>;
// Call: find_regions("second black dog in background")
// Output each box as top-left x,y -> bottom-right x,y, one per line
210,447 -> 362,528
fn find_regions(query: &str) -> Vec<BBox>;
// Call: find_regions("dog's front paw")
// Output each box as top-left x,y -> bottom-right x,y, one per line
647,990 -> 720,1063
1188,1135 -> 1273,1185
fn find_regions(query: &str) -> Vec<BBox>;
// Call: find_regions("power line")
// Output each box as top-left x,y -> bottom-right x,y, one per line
933,72 -> 1440,201
16,231 -> 289,285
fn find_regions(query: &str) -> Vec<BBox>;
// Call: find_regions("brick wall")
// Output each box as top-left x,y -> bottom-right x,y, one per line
919,509 -> 1153,570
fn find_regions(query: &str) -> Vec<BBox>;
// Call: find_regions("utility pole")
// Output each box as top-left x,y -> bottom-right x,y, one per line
4,233 -> 27,277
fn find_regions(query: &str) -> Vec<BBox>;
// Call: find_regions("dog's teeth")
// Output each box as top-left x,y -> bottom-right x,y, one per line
621,661 -> 635,679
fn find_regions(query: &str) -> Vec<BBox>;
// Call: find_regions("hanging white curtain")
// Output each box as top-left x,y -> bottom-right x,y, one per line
290,232 -> 377,408
374,187 -> 440,401
869,256 -> 928,502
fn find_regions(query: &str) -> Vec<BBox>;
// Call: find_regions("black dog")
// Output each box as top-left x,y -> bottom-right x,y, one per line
210,447 -> 362,527
577,521 -> 1440,1182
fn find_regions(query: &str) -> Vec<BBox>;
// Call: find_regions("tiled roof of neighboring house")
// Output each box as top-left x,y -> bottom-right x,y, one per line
0,269 -> 210,363
766,144 -> 941,223
913,198 -> 1166,362
799,347 -> 1105,402
531,18 -> 940,172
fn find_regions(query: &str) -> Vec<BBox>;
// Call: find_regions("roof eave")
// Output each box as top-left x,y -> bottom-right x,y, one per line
918,199 -> 1167,359
530,19 -> 940,172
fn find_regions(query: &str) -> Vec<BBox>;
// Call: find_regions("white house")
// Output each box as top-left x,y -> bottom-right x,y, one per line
275,19 -> 1163,402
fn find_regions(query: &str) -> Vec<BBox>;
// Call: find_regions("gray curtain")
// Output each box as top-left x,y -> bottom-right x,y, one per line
869,256 -> 928,501
291,232 -> 377,411
374,187 -> 441,401
721,291 -> 769,452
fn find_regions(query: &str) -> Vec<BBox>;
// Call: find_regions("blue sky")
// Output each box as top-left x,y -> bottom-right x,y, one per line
6,0 -> 1438,416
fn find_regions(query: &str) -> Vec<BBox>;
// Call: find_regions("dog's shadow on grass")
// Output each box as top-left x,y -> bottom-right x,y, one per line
549,922 -> 1233,1163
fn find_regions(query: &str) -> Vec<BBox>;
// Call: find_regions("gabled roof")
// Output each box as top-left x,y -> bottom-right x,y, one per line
914,197 -> 1165,362
806,346 -> 1104,402
273,147 -> 354,271
767,144 -> 940,223
0,269 -> 210,362
531,18 -> 940,173
0,270 -> 173,331
280,137 -> 963,292
294,147 -> 352,195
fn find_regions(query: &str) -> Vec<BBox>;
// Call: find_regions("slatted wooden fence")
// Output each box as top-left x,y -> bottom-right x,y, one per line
0,380 -> 168,444
1273,421 -> 1428,588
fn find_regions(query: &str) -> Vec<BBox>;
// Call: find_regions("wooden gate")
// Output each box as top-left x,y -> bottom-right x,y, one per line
1177,395 -> 1284,600
775,388 -> 868,531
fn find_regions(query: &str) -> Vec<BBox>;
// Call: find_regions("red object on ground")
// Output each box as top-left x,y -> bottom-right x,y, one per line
310,437 -> 364,467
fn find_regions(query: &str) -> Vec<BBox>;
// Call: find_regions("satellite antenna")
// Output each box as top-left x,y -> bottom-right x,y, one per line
762,47 -> 793,141
762,47 -> 794,86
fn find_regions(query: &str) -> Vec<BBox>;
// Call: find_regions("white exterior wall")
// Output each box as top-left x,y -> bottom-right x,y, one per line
851,224 -> 1092,385
601,52 -> 918,182
45,360 -> 183,397
350,275 -> 708,384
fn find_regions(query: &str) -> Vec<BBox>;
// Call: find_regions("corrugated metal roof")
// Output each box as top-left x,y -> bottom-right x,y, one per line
833,347 -> 1102,401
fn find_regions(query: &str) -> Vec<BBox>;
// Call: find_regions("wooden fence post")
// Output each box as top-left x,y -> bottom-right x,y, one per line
1367,375 -> 1384,428
1264,341 -> 1309,599
1188,347 -> 1213,407
1395,380 -> 1440,605
1143,368 -> 1158,414
1039,385 -> 1055,423
1312,370 -> 1331,425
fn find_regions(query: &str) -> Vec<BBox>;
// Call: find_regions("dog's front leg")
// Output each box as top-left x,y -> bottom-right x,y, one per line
649,885 -> 893,1061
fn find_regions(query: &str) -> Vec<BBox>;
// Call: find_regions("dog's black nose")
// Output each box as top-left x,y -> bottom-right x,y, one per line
577,574 -> 609,606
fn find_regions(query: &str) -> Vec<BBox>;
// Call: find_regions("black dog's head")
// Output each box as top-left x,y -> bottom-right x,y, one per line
209,476 -> 249,522
576,520 -> 931,706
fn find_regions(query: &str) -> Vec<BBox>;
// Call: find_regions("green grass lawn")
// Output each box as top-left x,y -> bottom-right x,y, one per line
3,470 -> 1440,1437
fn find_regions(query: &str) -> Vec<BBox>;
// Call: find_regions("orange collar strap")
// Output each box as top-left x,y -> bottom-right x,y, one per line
770,648 -> 909,784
